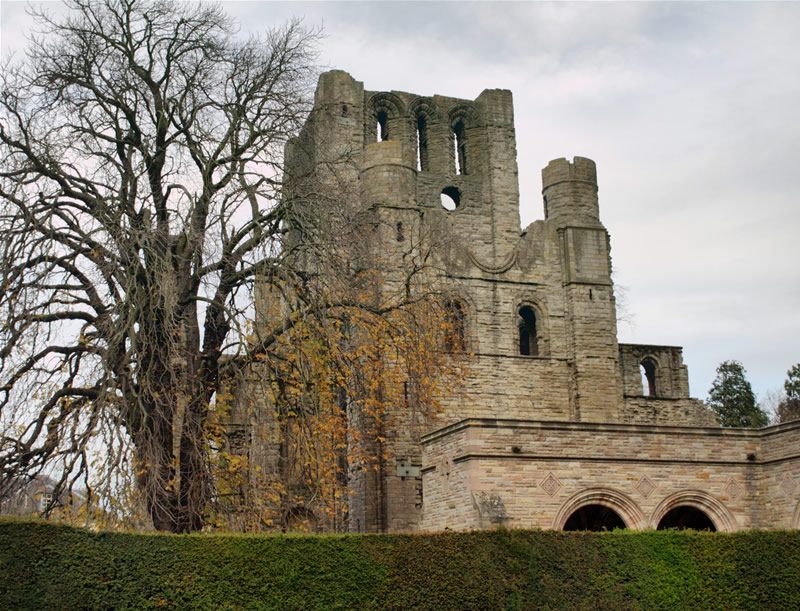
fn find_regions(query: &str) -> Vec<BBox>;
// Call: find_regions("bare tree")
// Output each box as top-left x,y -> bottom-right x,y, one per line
1,0 -> 464,534
0,0 -> 324,532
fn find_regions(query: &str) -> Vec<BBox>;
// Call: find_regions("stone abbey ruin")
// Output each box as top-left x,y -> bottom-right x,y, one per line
230,70 -> 799,533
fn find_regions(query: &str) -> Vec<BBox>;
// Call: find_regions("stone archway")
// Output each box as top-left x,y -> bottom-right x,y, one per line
657,506 -> 716,531
649,490 -> 737,532
562,504 -> 626,531
552,487 -> 647,531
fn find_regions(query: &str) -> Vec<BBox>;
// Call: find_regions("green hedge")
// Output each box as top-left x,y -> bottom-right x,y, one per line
2,520 -> 799,610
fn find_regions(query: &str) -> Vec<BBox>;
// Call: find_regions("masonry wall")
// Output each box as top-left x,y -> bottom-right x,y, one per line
421,419 -> 800,532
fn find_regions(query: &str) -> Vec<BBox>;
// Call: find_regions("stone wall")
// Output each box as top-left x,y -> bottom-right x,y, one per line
421,418 -> 800,531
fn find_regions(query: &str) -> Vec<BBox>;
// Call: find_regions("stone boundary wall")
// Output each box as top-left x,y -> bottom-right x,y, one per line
421,418 -> 800,532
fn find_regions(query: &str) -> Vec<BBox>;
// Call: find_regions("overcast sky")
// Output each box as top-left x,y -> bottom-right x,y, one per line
2,1 -> 799,407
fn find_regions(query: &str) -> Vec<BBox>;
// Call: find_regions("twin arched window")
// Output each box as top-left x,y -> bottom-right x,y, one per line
443,302 -> 543,356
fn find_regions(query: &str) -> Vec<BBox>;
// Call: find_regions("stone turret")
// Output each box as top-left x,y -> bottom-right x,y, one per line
542,156 -> 600,225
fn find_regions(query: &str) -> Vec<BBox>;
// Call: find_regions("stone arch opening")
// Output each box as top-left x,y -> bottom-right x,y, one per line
447,103 -> 479,177
366,92 -> 406,143
284,505 -> 319,533
552,488 -> 646,531
563,504 -> 626,531
518,306 -> 538,356
640,357 -> 657,397
649,490 -> 737,532
657,505 -> 716,531
376,110 -> 389,141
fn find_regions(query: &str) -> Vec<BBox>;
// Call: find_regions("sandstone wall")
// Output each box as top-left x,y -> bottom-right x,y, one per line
421,418 -> 800,531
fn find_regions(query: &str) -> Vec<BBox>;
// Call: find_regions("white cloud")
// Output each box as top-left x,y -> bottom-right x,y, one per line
3,0 -> 799,400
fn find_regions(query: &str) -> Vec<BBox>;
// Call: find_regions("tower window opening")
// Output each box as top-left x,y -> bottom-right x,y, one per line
444,299 -> 466,352
518,306 -> 538,356
453,120 -> 467,175
377,110 -> 389,141
640,359 -> 657,397
416,115 -> 429,172
440,186 -> 460,211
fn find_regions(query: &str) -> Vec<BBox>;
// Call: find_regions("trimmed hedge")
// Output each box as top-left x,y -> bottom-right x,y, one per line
2,520 -> 799,610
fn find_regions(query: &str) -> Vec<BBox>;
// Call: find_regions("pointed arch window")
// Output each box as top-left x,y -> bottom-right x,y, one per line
518,306 -> 538,356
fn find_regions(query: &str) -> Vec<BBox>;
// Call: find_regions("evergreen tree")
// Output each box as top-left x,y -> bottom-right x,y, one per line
776,363 -> 800,423
707,360 -> 769,428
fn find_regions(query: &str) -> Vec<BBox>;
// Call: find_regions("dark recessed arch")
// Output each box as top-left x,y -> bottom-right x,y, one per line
563,504 -> 627,531
447,104 -> 479,177
409,98 -> 438,173
657,506 -> 716,531
518,306 -> 538,356
366,92 -> 406,142
552,488 -> 646,531
649,490 -> 737,532
640,357 -> 658,397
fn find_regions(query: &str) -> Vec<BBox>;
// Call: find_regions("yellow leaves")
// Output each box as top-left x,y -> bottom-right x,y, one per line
206,285 -> 470,532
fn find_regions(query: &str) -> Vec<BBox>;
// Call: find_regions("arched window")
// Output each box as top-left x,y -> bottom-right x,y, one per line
640,358 -> 657,397
518,306 -> 538,356
376,110 -> 389,141
563,504 -> 626,531
416,114 -> 429,172
444,299 -> 466,352
657,506 -> 716,531
453,120 -> 467,175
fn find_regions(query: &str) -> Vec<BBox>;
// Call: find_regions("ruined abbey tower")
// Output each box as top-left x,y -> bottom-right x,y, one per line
235,71 -> 800,533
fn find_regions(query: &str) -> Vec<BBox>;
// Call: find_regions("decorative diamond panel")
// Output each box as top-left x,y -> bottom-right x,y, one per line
780,473 -> 795,498
635,475 -> 656,499
724,477 -> 742,500
540,472 -> 562,497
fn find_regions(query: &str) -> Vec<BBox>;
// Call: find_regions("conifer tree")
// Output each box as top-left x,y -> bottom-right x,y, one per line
707,360 -> 769,428
776,363 -> 800,423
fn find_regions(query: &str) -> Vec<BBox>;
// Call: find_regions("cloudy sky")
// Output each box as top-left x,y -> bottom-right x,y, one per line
2,1 -> 799,407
